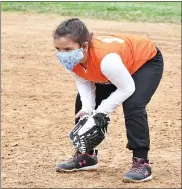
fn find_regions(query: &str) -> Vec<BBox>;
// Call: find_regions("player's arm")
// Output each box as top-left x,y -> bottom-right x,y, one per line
96,53 -> 135,114
70,72 -> 96,115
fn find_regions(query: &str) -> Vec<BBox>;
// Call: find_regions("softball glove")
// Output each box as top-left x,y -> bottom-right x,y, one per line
69,112 -> 110,153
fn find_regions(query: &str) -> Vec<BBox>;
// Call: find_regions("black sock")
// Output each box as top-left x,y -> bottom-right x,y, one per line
88,149 -> 98,155
133,148 -> 149,161
88,150 -> 94,155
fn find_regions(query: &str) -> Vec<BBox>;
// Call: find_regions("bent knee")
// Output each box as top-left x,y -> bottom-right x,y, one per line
123,101 -> 147,117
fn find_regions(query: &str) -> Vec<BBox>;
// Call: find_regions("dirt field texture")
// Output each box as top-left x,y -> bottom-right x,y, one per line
1,12 -> 181,188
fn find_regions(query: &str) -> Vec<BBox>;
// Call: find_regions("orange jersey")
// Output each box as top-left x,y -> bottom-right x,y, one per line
73,33 -> 157,83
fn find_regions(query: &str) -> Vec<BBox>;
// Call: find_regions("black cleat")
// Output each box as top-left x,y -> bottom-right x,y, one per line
56,150 -> 98,172
123,157 -> 152,183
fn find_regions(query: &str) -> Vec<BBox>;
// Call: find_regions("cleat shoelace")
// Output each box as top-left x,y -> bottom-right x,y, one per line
67,151 -> 82,161
130,161 -> 146,174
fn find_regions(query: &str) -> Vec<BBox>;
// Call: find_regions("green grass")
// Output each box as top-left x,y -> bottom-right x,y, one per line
1,2 -> 181,23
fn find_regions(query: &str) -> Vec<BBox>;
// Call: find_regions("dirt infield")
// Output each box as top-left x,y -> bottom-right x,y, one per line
1,12 -> 181,188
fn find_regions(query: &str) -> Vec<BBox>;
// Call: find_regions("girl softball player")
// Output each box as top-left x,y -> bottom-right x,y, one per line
53,18 -> 164,183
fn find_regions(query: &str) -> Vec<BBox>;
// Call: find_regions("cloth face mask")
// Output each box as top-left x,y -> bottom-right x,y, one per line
56,48 -> 84,71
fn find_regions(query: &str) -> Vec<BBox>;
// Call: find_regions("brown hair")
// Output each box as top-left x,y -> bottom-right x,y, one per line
53,18 -> 93,46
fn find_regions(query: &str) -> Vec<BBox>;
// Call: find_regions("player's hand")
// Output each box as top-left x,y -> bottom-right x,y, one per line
75,110 -> 89,119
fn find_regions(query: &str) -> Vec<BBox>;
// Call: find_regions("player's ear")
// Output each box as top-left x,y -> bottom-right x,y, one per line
82,41 -> 89,52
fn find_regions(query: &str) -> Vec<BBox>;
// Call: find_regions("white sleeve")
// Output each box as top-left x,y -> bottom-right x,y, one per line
96,53 -> 135,114
70,72 -> 96,114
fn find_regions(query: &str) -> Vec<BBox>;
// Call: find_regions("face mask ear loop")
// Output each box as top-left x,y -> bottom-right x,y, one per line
81,47 -> 85,52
